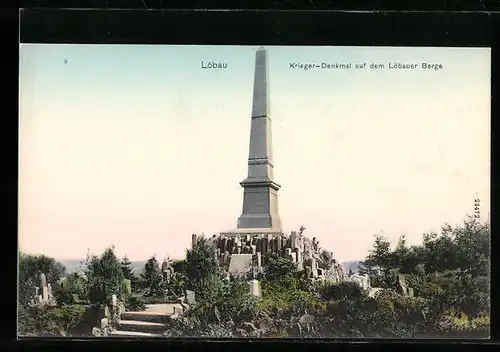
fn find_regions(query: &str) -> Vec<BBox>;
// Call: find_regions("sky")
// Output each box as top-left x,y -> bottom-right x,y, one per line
18,44 -> 491,263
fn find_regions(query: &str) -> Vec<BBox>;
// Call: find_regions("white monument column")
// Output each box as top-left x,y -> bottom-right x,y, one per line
237,47 -> 282,231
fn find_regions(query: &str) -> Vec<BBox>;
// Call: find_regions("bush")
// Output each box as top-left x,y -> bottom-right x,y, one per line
165,317 -> 236,338
194,274 -> 224,304
18,304 -> 86,337
162,272 -> 185,300
405,274 -> 442,299
258,275 -> 320,320
371,290 -> 428,337
185,238 -> 222,302
453,276 -> 490,319
316,281 -> 364,301
411,274 -> 491,323
470,315 -> 490,336
434,313 -> 490,338
182,279 -> 255,327
218,279 -> 258,323
58,273 -> 88,305
199,324 -> 235,338
124,294 -> 146,312
323,297 -> 372,337
265,255 -> 297,280
258,277 -> 295,314
184,301 -> 223,326
289,290 -> 320,316
120,256 -> 140,290
18,252 -> 66,307
318,289 -> 432,338
139,257 -> 164,297
164,316 -> 201,337
86,247 -> 127,305
172,260 -> 187,275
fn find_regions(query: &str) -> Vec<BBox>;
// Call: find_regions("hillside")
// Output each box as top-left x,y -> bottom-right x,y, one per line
59,259 -> 147,276
342,260 -> 362,274
59,258 -> 361,276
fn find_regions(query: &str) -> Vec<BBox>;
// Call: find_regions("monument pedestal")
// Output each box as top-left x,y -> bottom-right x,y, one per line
220,228 -> 283,237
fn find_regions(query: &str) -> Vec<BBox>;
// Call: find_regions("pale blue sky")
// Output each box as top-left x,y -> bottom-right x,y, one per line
19,45 -> 491,262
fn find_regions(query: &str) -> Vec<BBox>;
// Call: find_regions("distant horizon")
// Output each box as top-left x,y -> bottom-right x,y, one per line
21,214 -> 487,264
30,254 -> 366,268
19,45 -> 490,263
34,257 -> 365,280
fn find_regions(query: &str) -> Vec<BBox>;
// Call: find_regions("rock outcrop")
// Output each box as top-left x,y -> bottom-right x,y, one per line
192,231 -> 346,282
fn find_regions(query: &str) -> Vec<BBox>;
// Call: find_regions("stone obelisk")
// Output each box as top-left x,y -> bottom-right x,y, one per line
236,47 -> 282,231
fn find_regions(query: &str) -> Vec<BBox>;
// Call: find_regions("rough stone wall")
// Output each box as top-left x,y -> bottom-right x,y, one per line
192,232 -> 346,282
29,273 -> 57,307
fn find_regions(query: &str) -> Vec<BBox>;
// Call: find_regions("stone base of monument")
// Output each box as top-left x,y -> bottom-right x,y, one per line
219,228 -> 284,237
206,229 -> 347,282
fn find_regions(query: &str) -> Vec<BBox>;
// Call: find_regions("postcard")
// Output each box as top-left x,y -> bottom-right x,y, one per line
18,44 -> 490,339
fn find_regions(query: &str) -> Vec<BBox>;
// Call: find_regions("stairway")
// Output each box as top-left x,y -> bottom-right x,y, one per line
110,304 -> 184,337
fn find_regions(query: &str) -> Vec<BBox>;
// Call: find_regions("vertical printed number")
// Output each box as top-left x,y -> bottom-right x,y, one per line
474,198 -> 481,218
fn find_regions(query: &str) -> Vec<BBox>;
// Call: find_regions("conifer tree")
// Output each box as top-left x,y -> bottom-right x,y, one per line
121,256 -> 139,289
86,246 -> 126,304
140,256 -> 164,297
185,238 -> 222,302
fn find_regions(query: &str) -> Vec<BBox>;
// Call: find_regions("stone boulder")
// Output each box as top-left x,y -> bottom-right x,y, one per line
256,311 -> 273,332
298,313 -> 315,331
185,290 -> 196,305
241,321 -> 261,337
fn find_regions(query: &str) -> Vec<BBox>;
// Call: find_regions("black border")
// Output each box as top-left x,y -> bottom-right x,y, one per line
12,7 -> 500,351
20,9 -> 495,46
15,1 -> 500,11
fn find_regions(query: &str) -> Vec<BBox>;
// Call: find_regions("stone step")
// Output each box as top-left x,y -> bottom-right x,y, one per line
110,330 -> 164,338
145,303 -> 184,315
121,311 -> 170,323
119,320 -> 166,334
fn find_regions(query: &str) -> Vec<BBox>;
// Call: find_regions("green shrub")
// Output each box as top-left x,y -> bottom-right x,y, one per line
18,304 -> 86,336
138,257 -> 164,297
18,252 -> 66,307
165,317 -> 236,338
419,274 -> 490,323
289,290 -> 319,316
265,255 -> 297,280
58,273 -> 88,305
371,290 -> 428,337
86,247 -> 127,305
431,311 -> 489,337
258,275 -> 320,321
316,281 -> 364,301
219,279 -> 258,323
323,297 -> 371,337
164,316 -> 202,337
470,315 -> 490,335
162,272 -> 185,300
124,294 -> 146,312
184,238 -> 222,302
120,256 -> 140,290
183,279 -> 257,326
258,277 -> 294,315
318,289 -> 433,338
185,301 -> 222,326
